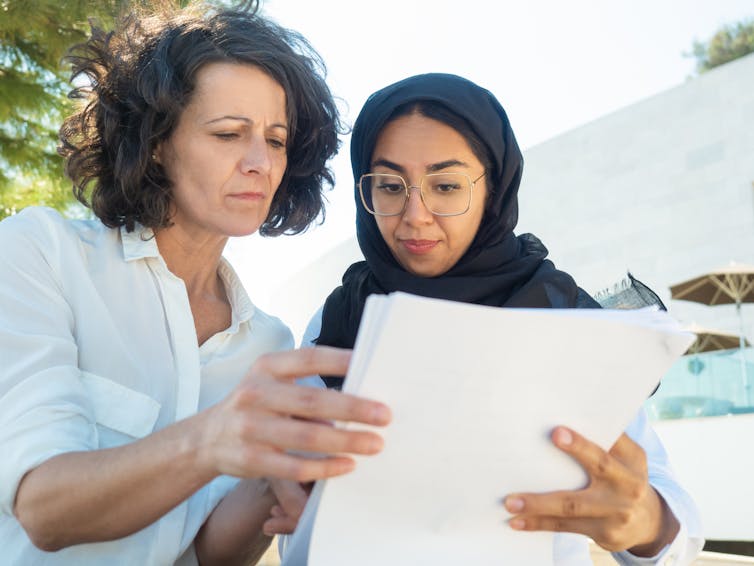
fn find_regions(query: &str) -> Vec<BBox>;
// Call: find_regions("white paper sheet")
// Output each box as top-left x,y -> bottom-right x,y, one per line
285,293 -> 694,566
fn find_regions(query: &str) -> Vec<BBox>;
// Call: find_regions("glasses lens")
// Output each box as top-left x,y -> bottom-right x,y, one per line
360,174 -> 406,215
421,173 -> 472,215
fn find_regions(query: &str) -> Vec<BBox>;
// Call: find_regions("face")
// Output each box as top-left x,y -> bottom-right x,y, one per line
157,62 -> 288,239
370,113 -> 487,277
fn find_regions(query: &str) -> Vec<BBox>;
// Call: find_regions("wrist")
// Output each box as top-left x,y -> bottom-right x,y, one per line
183,409 -> 221,484
627,489 -> 679,557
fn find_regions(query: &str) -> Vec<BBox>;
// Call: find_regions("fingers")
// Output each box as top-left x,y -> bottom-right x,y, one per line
608,433 -> 647,473
269,478 -> 309,518
249,450 -> 357,483
252,346 -> 352,382
550,427 -> 630,486
208,346 -> 392,481
502,426 -> 656,552
263,510 -> 299,536
508,515 -> 609,542
504,490 -> 616,547
255,381 -> 391,427
241,349 -> 392,427
503,489 -> 609,522
244,414 -> 384,456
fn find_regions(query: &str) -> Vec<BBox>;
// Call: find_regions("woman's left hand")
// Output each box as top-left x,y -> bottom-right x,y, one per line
504,427 -> 679,556
263,478 -> 312,536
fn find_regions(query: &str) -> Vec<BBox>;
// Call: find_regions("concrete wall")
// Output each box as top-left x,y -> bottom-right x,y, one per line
517,53 -> 754,333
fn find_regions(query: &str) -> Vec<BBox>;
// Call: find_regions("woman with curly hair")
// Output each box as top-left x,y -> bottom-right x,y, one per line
0,2 -> 390,564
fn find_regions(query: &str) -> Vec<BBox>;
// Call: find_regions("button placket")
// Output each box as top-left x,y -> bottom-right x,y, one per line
146,258 -> 203,565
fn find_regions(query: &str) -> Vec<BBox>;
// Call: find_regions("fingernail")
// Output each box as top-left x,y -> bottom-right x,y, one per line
369,435 -> 385,453
505,496 -> 525,513
509,518 -> 525,530
338,459 -> 356,474
554,427 -> 573,446
373,404 -> 391,424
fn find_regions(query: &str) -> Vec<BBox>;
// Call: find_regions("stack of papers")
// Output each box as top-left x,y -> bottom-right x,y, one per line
284,292 -> 694,566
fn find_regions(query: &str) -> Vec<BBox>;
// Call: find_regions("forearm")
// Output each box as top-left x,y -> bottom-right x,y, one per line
195,478 -> 276,566
14,412 -> 216,551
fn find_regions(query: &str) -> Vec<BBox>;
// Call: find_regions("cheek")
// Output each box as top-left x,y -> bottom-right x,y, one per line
374,217 -> 396,246
273,155 -> 288,188
451,212 -> 484,256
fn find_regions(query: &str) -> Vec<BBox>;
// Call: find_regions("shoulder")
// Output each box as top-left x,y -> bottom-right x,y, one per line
302,305 -> 324,347
0,206 -> 66,238
0,207 -> 105,248
0,207 -> 72,263
0,207 -> 114,270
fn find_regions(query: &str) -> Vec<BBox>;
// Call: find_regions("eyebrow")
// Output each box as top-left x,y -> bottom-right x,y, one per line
371,158 -> 470,173
203,115 -> 288,131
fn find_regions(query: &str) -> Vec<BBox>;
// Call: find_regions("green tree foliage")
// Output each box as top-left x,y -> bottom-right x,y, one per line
689,18 -> 754,74
0,0 -> 121,219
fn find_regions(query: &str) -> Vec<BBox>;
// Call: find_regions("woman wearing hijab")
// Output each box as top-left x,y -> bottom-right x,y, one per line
271,73 -> 702,565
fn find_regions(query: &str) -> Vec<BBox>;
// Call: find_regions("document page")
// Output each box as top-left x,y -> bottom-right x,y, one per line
288,293 -> 694,566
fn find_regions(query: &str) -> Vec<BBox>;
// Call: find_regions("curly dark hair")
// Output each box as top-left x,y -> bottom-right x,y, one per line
59,0 -> 342,235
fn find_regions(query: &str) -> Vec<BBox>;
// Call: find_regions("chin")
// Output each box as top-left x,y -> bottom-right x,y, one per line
401,262 -> 444,278
223,214 -> 270,237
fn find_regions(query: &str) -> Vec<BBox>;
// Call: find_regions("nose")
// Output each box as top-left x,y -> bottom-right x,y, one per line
240,134 -> 272,175
401,186 -> 433,225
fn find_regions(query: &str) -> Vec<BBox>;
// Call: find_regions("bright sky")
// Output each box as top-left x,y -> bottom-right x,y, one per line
225,0 -> 754,329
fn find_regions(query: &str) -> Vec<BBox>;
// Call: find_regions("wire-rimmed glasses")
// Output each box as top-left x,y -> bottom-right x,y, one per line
358,172 -> 485,217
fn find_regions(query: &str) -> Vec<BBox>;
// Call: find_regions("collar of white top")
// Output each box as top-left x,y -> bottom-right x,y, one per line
120,224 -> 159,261
119,225 -> 256,330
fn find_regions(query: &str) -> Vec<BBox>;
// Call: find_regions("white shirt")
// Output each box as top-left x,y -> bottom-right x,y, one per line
279,308 -> 704,566
0,207 -> 294,565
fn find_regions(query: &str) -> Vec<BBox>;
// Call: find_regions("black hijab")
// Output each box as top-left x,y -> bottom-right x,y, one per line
317,74 -> 596,386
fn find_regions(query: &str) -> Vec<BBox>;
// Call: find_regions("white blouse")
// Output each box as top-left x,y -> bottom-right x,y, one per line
0,207 -> 293,564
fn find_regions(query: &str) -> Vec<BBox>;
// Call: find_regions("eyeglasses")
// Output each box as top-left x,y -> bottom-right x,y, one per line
358,171 -> 485,217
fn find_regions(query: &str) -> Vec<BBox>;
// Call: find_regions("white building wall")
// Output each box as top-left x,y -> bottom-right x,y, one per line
517,52 -> 754,332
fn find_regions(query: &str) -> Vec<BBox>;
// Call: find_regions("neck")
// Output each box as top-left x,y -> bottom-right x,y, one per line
154,224 -> 228,298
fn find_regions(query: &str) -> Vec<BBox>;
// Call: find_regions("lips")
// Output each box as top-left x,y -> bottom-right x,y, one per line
227,192 -> 265,201
400,239 -> 438,254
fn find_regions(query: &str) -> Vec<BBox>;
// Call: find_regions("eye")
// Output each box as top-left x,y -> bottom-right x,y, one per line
267,137 -> 287,150
214,132 -> 239,140
434,182 -> 462,193
376,182 -> 405,195
426,173 -> 467,195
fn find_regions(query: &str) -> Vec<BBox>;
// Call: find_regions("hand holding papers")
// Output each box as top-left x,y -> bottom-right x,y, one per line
286,293 -> 694,566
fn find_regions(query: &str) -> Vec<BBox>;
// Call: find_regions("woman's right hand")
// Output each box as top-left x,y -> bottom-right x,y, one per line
196,346 -> 391,482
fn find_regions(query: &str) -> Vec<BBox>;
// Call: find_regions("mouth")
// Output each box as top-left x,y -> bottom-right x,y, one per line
227,192 -> 265,201
400,239 -> 439,255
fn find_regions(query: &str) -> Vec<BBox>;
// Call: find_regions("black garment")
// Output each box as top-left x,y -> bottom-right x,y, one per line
317,74 -> 597,387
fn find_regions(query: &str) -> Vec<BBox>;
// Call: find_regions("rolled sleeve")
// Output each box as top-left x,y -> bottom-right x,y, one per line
0,210 -> 97,515
611,409 -> 704,565
0,368 -> 97,515
613,523 -> 693,566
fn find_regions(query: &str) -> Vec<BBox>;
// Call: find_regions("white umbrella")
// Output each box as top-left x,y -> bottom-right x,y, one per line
671,263 -> 754,401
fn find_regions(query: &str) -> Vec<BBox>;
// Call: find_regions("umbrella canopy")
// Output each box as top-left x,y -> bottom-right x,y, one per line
670,263 -> 754,306
671,263 -> 754,403
685,323 -> 751,354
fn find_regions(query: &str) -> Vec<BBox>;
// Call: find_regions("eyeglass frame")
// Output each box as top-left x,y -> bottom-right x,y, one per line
357,171 -> 486,217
